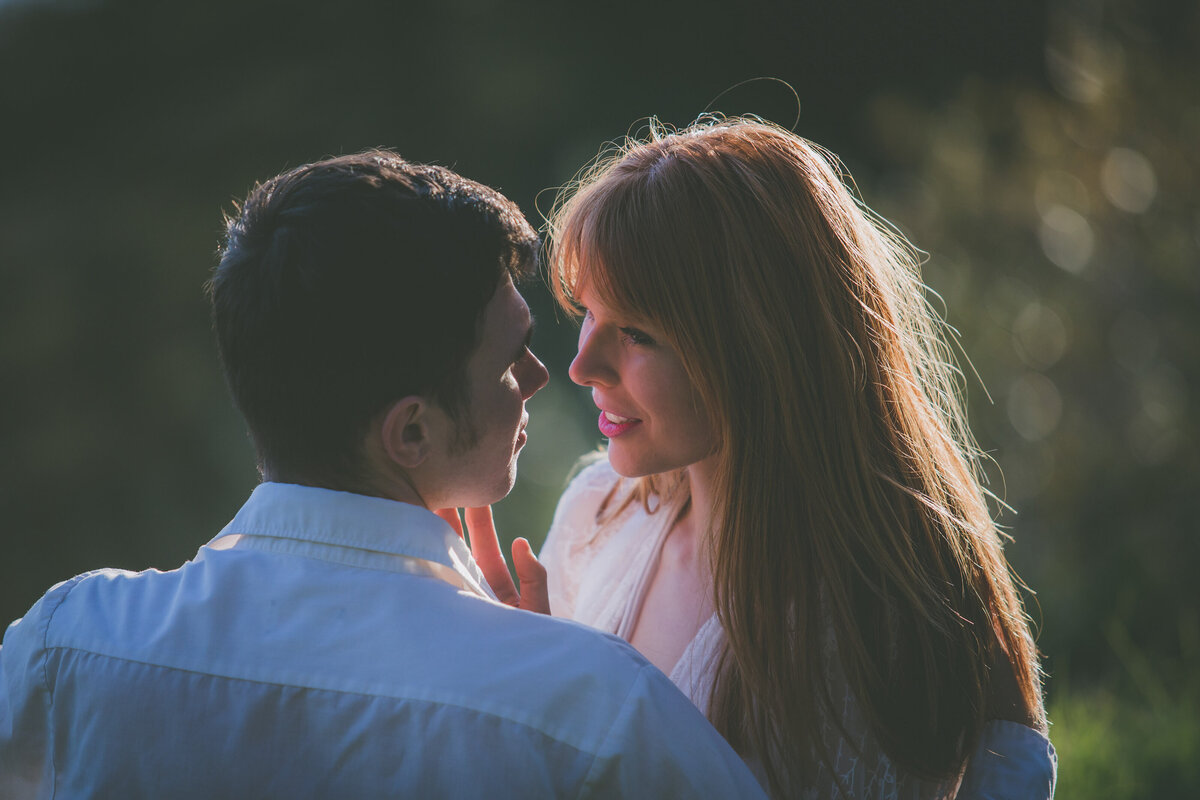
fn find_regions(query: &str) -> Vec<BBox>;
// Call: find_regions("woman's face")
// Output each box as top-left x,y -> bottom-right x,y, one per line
569,284 -> 717,478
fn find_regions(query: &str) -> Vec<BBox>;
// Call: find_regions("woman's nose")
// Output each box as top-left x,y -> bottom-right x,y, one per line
568,326 -> 615,388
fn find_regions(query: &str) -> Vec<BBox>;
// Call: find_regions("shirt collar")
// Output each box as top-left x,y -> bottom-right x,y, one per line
208,482 -> 497,600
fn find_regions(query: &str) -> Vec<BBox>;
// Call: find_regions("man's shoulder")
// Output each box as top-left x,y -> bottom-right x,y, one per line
473,599 -> 649,671
1,566 -> 152,685
23,548 -> 653,714
7,567 -> 142,638
420,584 -> 658,698
1,552 -> 766,798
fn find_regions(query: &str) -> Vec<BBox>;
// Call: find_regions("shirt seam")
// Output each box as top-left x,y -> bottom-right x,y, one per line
215,525 -> 451,562
211,541 -> 470,585
40,577 -> 88,800
574,663 -> 650,799
40,644 -> 607,758
208,538 -> 494,601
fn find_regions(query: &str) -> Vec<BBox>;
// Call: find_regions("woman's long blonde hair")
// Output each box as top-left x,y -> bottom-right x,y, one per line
548,117 -> 1045,797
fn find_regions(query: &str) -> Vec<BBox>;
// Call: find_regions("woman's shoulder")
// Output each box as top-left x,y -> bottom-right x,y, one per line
540,451 -> 631,621
549,451 -> 622,528
565,450 -> 621,495
959,721 -> 1057,799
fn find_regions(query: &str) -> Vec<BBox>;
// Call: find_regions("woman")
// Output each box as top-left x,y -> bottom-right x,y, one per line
533,117 -> 1054,799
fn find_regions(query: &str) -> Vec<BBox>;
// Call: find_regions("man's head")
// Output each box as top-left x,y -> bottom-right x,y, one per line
210,150 -> 548,507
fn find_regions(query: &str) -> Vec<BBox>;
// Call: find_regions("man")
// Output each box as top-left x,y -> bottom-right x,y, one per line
0,152 -> 766,797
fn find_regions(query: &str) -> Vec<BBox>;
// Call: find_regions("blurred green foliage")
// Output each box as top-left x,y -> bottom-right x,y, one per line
1049,613 -> 1200,798
1,0 -> 1196,794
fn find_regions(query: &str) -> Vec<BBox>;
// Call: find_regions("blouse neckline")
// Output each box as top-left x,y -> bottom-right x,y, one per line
611,484 -> 721,680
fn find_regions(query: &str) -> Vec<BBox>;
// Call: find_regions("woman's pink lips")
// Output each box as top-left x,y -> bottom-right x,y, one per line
597,411 -> 641,438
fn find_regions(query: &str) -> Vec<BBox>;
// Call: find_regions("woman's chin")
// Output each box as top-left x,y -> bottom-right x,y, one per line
605,447 -> 647,479
606,446 -> 674,480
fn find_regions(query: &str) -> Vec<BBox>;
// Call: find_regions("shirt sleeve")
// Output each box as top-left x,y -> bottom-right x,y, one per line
0,578 -> 83,798
958,719 -> 1058,800
579,664 -> 768,798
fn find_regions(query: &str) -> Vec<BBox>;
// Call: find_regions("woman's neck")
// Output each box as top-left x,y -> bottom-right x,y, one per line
680,453 -> 720,553
625,454 -> 721,675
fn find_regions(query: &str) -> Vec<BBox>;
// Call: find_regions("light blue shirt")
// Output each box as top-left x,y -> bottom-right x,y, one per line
0,483 -> 767,798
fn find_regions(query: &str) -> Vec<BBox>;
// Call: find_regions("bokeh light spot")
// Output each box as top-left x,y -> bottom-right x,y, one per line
1101,147 -> 1157,213
1039,204 -> 1095,273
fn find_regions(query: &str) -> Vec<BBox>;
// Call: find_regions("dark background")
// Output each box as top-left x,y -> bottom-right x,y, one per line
2,0 -> 1196,795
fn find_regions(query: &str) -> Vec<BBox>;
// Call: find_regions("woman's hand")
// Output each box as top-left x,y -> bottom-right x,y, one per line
435,506 -> 550,615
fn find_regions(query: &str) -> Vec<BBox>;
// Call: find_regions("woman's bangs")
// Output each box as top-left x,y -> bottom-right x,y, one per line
562,183 -> 660,323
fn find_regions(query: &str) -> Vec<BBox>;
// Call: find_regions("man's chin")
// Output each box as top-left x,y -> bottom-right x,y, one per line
493,470 -> 518,504
459,472 -> 518,510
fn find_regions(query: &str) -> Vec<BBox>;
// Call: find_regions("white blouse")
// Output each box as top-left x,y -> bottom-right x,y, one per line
540,455 -> 1057,800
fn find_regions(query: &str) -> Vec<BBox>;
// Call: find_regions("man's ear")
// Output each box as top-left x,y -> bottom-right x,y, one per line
380,396 -> 433,470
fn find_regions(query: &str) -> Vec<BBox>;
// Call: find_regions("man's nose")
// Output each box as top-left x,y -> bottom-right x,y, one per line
521,351 -> 550,399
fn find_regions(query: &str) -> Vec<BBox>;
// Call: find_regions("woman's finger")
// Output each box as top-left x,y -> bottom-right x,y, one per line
434,508 -> 464,539
512,537 -> 550,615
464,506 -> 519,607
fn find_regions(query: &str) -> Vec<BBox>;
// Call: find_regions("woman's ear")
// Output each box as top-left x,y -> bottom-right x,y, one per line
380,396 -> 432,470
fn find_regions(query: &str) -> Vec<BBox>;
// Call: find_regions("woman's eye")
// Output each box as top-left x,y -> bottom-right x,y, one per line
580,303 -> 655,346
621,327 -> 655,346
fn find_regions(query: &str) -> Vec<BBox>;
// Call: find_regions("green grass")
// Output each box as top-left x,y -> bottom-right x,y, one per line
1047,622 -> 1200,799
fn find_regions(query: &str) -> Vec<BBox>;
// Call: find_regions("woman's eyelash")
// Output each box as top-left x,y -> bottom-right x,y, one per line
582,306 -> 654,346
620,327 -> 655,346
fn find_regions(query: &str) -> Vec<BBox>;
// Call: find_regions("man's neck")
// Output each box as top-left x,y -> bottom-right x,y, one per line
363,478 -> 427,508
261,467 -> 427,509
